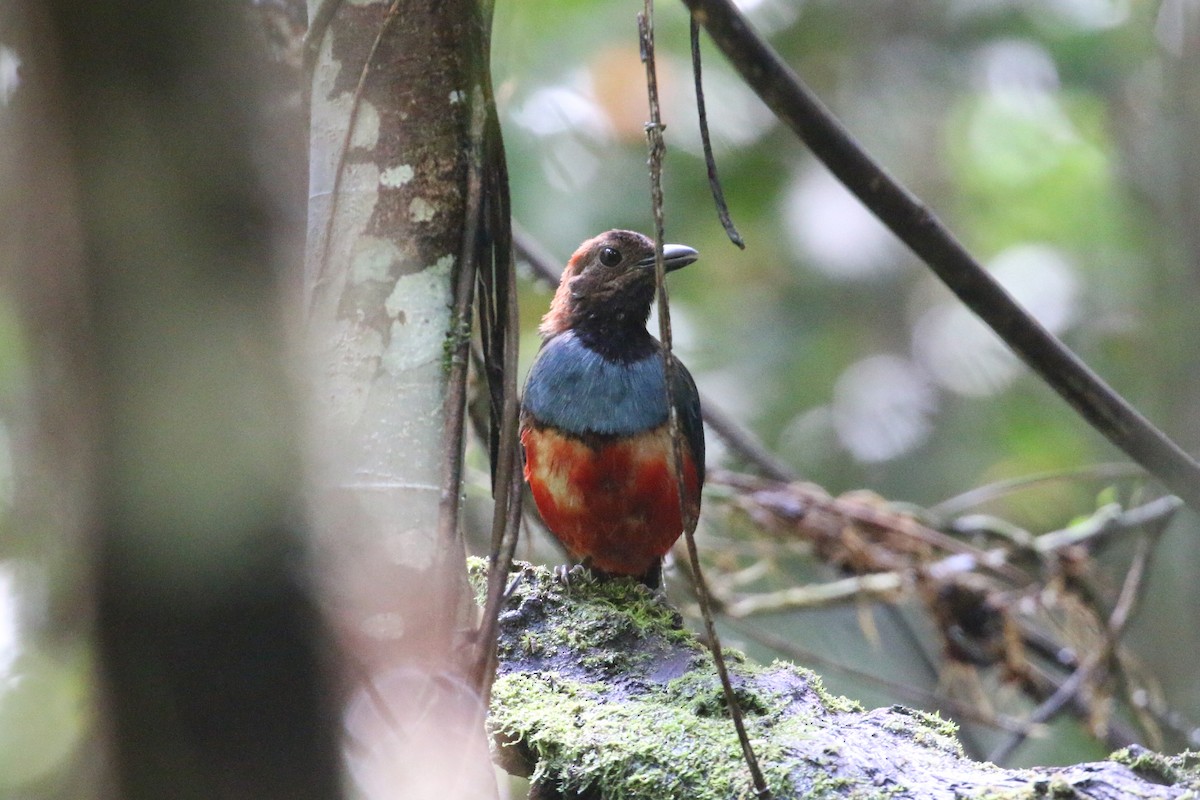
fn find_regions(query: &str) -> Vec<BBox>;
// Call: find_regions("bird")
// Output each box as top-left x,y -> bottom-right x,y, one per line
520,229 -> 705,588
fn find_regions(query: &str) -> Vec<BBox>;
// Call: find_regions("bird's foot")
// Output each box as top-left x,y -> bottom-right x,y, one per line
553,562 -> 597,590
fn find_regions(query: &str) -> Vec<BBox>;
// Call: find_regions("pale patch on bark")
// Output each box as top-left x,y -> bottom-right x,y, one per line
382,253 -> 454,374
408,196 -> 435,222
380,164 -> 414,187
350,235 -> 402,284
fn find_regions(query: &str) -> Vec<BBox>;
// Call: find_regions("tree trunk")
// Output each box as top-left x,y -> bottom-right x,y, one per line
305,2 -> 497,797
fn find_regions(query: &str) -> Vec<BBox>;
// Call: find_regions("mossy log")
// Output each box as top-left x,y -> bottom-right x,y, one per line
474,560 -> 1199,800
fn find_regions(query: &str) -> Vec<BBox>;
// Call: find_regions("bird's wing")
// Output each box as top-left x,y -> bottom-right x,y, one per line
669,356 -> 705,483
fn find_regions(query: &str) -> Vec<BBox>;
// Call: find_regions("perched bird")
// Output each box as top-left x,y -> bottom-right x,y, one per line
520,230 -> 704,588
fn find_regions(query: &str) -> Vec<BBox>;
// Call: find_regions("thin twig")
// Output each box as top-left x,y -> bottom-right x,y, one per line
720,544 -> 1012,618
946,494 -> 1182,560
475,457 -> 525,694
682,0 -> 1200,517
471,0 -> 524,700
690,17 -> 744,248
436,82 -> 488,634
712,469 -> 1029,585
722,570 -> 905,617
475,186 -> 524,698
929,462 -> 1148,521
1032,495 -> 1181,555
701,400 -> 795,482
511,224 -> 561,284
641,7 -> 771,797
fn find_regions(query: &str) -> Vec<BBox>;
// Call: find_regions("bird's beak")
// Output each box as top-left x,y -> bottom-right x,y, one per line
638,244 -> 699,272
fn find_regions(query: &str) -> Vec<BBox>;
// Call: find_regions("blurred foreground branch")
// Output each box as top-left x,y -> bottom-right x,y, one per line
31,2 -> 342,797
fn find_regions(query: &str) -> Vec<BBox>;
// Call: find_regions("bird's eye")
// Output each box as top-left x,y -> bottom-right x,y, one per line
598,247 -> 621,267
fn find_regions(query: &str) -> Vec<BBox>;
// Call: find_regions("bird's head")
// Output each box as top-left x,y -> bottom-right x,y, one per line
539,229 -> 699,341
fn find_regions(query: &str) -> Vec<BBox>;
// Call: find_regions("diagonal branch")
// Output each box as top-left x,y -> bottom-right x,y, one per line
682,0 -> 1200,516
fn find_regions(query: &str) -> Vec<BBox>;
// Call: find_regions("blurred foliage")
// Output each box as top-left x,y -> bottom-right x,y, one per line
492,0 -> 1200,768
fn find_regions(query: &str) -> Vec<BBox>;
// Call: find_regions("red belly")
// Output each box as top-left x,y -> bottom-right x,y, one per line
521,424 -> 701,576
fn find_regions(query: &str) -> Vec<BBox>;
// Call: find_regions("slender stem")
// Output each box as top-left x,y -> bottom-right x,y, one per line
682,0 -> 1200,515
642,5 -> 771,797
929,463 -> 1148,521
690,17 -> 744,249
471,0 -> 523,699
436,84 -> 487,644
700,401 -> 796,482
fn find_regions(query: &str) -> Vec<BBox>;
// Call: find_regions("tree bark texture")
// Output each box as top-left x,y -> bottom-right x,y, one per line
305,2 -> 497,797
306,0 -> 476,673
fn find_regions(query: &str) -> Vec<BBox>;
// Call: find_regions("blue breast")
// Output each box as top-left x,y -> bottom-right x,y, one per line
523,331 -> 668,436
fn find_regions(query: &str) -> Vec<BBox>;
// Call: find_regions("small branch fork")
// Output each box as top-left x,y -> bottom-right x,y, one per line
640,5 -> 771,798
710,469 -> 1180,753
989,520 -> 1162,763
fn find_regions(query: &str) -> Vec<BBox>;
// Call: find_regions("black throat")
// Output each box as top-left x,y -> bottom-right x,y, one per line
569,314 -> 659,364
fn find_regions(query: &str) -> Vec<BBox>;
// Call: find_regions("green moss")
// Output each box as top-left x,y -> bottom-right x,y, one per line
796,665 -> 862,715
1110,747 -> 1200,790
466,556 -> 490,602
480,561 -> 808,798
471,559 -> 701,669
665,670 -> 777,719
1044,776 -> 1079,797
1110,746 -> 1180,784
490,670 -> 795,800
877,706 -> 961,756
1175,751 -> 1200,782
